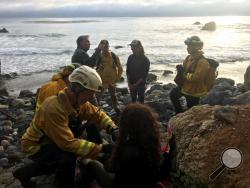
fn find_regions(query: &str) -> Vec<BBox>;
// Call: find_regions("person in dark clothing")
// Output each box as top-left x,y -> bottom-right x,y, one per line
126,40 -> 150,103
79,103 -> 162,188
71,35 -> 104,67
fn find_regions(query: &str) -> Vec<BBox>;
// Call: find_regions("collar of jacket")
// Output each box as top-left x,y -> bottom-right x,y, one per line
190,51 -> 204,60
58,88 -> 77,116
77,46 -> 87,52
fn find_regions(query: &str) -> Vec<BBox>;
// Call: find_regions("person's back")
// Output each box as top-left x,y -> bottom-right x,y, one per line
113,143 -> 159,188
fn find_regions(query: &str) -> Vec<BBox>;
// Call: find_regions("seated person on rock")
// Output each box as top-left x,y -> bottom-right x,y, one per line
78,103 -> 172,188
13,66 -> 118,188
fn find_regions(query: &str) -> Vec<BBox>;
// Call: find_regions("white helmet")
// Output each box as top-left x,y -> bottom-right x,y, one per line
69,65 -> 102,92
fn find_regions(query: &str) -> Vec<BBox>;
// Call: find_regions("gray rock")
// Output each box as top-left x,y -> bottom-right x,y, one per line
146,73 -> 157,83
9,99 -> 26,108
5,145 -> 17,152
0,120 -> 12,127
0,28 -> 9,33
0,87 -> 9,97
19,90 -> 34,98
214,77 -> 235,86
116,87 -> 128,95
1,140 -> 10,150
114,45 -> 124,49
244,65 -> 250,91
7,151 -> 23,163
193,21 -> 201,25
214,106 -> 238,124
223,90 -> 250,105
201,90 -> 232,105
162,70 -> 173,76
146,100 -> 174,121
201,21 -> 216,31
0,146 -> 4,154
0,158 -> 9,167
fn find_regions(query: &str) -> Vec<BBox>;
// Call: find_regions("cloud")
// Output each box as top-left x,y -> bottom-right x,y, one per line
0,0 -> 249,17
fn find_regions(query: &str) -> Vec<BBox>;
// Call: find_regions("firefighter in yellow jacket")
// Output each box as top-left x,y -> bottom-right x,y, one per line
96,40 -> 123,114
35,63 -> 80,111
170,36 -> 210,114
13,66 -> 118,188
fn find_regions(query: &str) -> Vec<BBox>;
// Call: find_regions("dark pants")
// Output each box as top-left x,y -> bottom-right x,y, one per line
130,84 -> 146,103
170,87 -> 200,114
13,144 -> 76,188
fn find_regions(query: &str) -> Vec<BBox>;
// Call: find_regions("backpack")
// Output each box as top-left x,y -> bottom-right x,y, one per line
204,58 -> 219,90
186,55 -> 219,91
96,52 -> 118,70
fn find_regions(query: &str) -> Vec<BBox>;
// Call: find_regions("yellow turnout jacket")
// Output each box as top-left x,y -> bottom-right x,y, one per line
181,51 -> 210,97
22,88 -> 116,158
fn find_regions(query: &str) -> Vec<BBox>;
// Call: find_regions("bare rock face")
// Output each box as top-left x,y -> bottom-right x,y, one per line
244,65 -> 250,91
0,28 -> 8,33
201,22 -> 216,31
169,105 -> 250,188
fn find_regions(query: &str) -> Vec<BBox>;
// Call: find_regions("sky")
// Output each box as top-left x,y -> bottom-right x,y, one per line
0,0 -> 249,17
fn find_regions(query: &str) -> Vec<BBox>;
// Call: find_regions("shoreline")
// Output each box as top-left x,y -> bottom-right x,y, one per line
2,60 -> 249,96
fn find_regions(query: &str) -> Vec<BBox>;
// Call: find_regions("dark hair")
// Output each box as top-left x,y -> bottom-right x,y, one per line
132,45 -> 145,56
111,103 -> 161,169
76,35 -> 89,47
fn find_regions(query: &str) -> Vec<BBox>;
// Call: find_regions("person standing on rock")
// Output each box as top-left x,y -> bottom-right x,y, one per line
96,40 -> 123,115
13,66 -> 118,188
170,36 -> 211,114
126,40 -> 150,103
71,35 -> 104,67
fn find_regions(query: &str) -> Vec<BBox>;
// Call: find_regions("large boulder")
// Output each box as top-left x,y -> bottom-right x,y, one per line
0,28 -> 8,33
169,105 -> 250,187
223,90 -> 250,105
244,65 -> 250,91
201,21 -> 216,31
146,73 -> 157,83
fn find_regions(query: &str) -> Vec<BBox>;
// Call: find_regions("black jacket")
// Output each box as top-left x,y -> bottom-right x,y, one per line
126,54 -> 150,84
71,47 -> 101,68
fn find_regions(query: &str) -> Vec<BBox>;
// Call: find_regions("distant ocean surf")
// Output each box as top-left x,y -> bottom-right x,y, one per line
23,20 -> 101,24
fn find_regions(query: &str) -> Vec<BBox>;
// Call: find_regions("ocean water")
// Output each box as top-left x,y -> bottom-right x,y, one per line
0,16 -> 250,92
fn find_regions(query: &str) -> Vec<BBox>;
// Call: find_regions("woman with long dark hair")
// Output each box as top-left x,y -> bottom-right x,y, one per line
79,103 -> 162,188
126,40 -> 150,103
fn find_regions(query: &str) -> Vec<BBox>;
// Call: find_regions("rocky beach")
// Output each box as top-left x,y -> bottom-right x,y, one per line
0,64 -> 249,187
